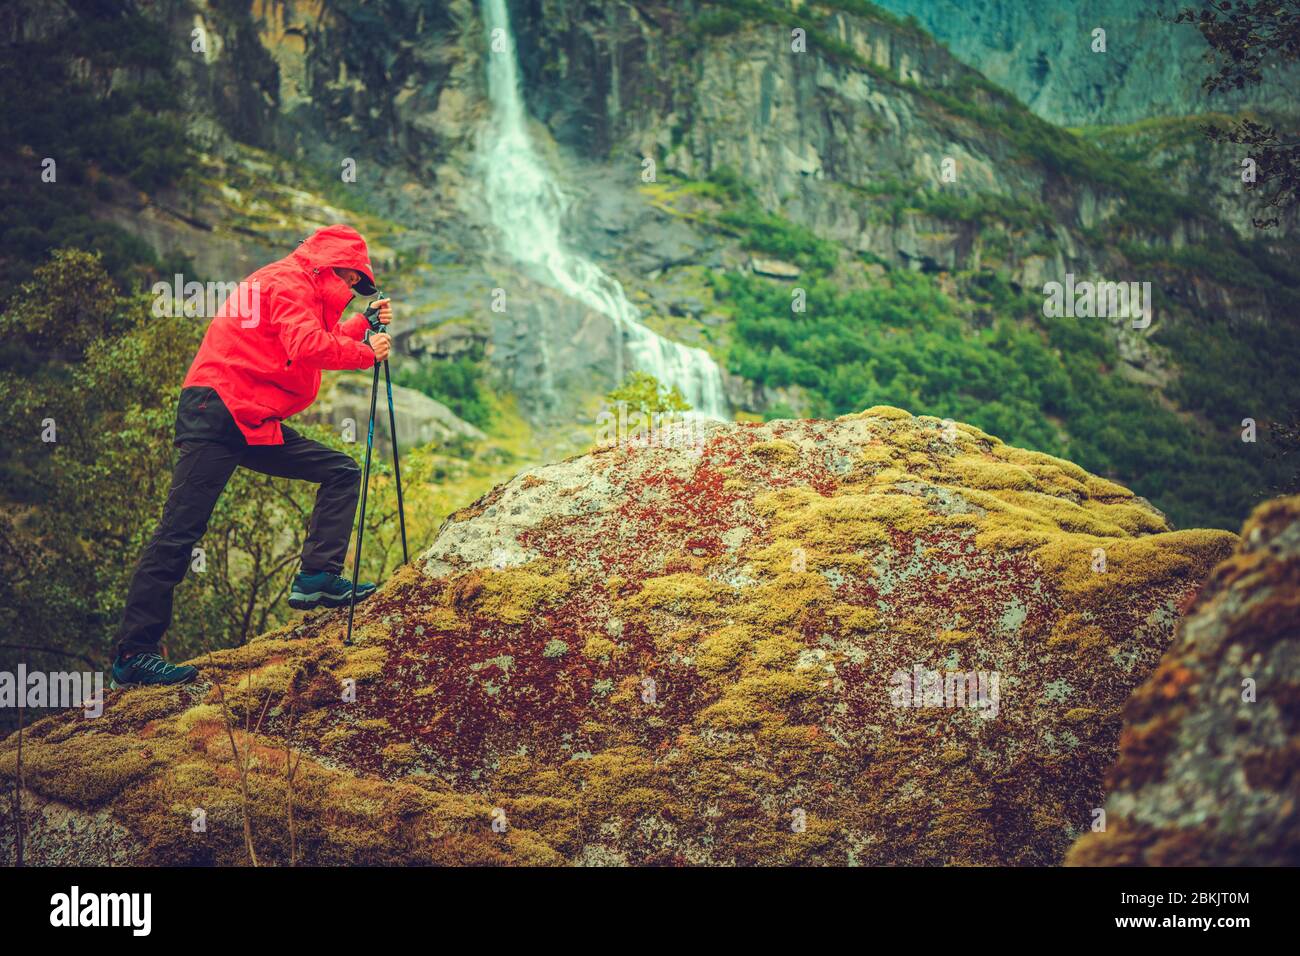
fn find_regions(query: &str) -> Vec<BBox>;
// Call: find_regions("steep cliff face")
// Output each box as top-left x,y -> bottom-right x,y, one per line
1068,494 -> 1300,866
0,408 -> 1237,865
873,0 -> 1299,126
513,1 -> 1290,328
162,0 -> 476,173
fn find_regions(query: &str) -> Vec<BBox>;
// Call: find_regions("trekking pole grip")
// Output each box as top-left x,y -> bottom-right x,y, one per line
362,293 -> 387,367
362,293 -> 386,331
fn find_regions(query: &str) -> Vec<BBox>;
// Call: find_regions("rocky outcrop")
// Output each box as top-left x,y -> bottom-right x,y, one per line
303,375 -> 487,453
0,409 -> 1236,865
1067,494 -> 1300,866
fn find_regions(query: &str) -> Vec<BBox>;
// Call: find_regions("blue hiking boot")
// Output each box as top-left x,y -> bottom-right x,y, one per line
110,653 -> 198,689
289,570 -> 377,611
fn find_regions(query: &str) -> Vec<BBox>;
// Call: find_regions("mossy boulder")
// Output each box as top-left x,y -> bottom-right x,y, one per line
1067,495 -> 1300,866
0,409 -> 1237,865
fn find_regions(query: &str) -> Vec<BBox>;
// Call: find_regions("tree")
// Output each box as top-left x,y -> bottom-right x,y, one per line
1173,0 -> 1300,227
605,370 -> 692,418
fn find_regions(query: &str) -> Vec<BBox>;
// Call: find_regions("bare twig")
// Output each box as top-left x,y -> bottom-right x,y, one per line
253,688 -> 273,735
283,690 -> 302,867
13,701 -> 23,867
208,656 -> 259,867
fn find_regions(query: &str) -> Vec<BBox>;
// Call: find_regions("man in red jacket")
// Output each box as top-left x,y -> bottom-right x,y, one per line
111,224 -> 393,687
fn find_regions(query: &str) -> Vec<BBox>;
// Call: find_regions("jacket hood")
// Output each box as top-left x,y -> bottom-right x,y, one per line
291,224 -> 378,295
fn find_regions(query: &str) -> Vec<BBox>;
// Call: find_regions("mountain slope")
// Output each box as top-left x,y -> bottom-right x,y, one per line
872,0 -> 1300,125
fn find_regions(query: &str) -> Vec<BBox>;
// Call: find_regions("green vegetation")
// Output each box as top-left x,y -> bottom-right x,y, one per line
606,370 -> 692,417
719,201 -> 840,272
694,8 -> 746,36
0,6 -> 197,299
914,190 -> 1054,231
714,248 -> 1293,530
395,354 -> 494,429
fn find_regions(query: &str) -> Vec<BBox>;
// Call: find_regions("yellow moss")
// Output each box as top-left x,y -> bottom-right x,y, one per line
621,573 -> 728,617
336,646 -> 388,684
971,524 -> 1055,551
935,629 -> 972,644
945,456 -> 1039,491
1089,500 -> 1168,535
754,487 -> 928,562
697,697 -> 767,730
830,605 -> 881,633
694,624 -> 751,676
954,421 -> 1002,445
173,702 -> 225,735
751,634 -> 806,670
1083,474 -> 1135,499
321,727 -> 355,749
467,567 -> 572,624
853,405 -> 913,421
860,443 -> 898,465
893,428 -> 936,453
102,685 -> 187,727
0,732 -> 159,807
737,574 -> 833,630
998,446 -> 1091,481
1047,614 -> 1106,651
938,748 -> 968,766
731,668 -> 821,709
1034,529 -> 1237,597
297,709 -> 328,731
425,607 -> 467,632
995,490 -> 1128,536
382,742 -> 419,766
1018,464 -> 1088,497
582,635 -> 618,659
748,438 -> 800,465
869,467 -> 911,486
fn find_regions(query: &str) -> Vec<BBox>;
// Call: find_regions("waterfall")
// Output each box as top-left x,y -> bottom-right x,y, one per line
476,0 -> 729,419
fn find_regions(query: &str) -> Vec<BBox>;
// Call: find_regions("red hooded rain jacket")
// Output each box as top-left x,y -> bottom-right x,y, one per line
182,224 -> 380,445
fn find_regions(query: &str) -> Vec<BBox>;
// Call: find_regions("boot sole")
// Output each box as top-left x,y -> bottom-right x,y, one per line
109,670 -> 198,691
289,588 -> 377,611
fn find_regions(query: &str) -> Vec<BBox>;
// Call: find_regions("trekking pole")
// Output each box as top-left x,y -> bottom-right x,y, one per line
345,356 -> 381,646
362,295 -> 407,562
382,358 -> 409,564
344,297 -> 386,647
364,295 -> 408,565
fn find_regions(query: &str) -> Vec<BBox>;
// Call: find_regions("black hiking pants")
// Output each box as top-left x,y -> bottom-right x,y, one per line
114,387 -> 361,658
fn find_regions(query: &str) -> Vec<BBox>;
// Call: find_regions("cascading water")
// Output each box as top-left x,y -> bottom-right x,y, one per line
476,0 -> 728,419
